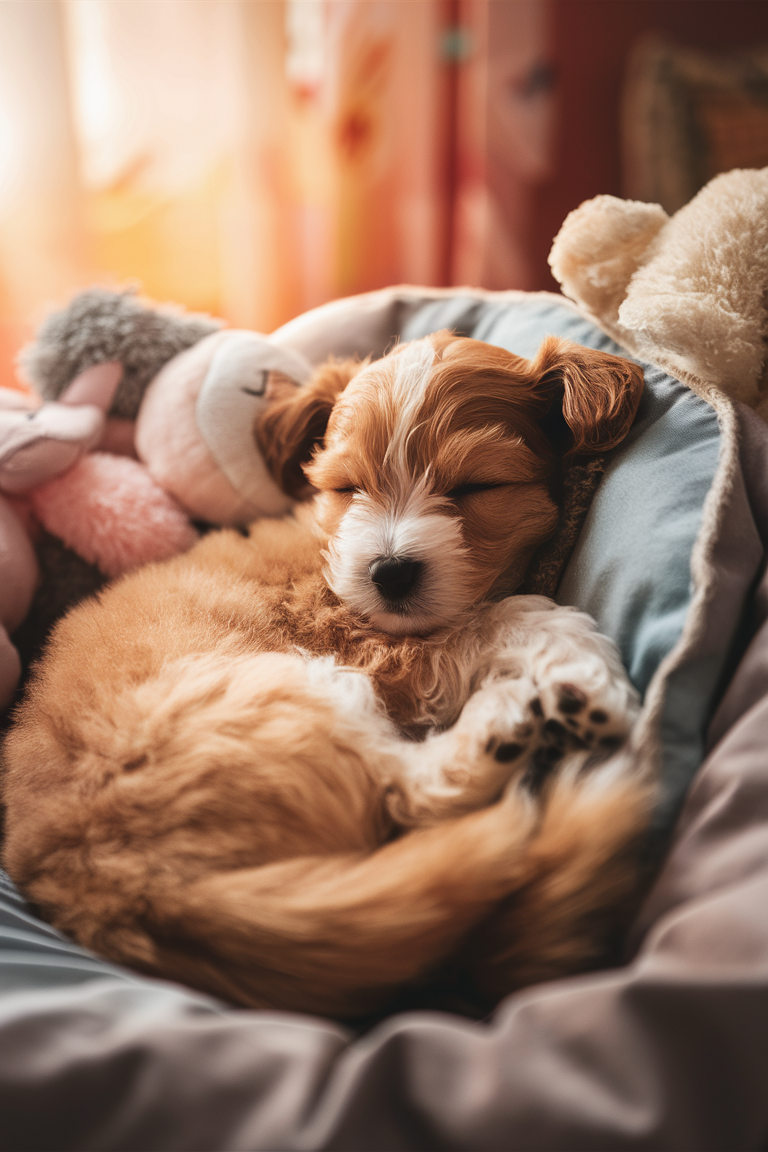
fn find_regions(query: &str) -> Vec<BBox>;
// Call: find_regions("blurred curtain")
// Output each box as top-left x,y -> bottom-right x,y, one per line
0,0 -> 555,389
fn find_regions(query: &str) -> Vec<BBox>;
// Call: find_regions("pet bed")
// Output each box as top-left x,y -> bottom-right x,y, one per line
1,274 -> 767,1149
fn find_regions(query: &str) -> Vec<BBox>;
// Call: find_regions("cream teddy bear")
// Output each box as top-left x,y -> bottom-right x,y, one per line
548,166 -> 768,418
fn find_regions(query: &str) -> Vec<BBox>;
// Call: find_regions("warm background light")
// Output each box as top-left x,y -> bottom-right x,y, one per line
0,0 -> 765,391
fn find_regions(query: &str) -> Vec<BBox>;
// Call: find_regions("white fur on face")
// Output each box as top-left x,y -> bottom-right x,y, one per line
323,337 -> 478,634
324,478 -> 474,635
382,337 -> 436,474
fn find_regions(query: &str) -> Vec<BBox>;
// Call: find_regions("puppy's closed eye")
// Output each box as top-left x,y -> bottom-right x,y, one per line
447,482 -> 502,500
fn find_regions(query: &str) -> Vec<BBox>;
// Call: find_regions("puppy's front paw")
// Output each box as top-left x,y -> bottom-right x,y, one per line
536,661 -> 640,759
390,678 -> 546,825
460,676 -> 542,771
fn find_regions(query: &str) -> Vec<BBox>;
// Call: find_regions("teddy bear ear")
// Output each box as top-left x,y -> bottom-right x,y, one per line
532,336 -> 645,457
549,194 -> 668,325
255,359 -> 361,498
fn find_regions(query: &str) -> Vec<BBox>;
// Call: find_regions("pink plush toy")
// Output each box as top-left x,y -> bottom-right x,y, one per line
25,453 -> 199,578
0,373 -> 198,578
0,371 -> 199,706
0,288 -> 315,706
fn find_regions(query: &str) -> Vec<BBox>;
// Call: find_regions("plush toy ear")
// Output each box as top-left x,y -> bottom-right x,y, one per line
548,195 -> 668,325
532,336 -> 644,457
254,359 -> 362,498
59,362 -> 123,411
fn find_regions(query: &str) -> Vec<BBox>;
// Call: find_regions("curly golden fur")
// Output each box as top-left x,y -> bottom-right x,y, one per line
2,333 -> 650,1018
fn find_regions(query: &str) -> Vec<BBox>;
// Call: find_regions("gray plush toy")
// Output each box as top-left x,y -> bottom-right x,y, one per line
19,287 -> 222,420
17,286 -> 315,526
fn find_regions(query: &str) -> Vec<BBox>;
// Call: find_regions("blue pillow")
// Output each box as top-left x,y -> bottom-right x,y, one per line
398,292 -> 757,832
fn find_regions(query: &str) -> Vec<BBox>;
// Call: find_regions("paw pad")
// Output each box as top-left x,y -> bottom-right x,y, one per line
557,684 -> 587,714
494,742 -> 524,763
544,718 -> 567,740
599,735 -> 623,751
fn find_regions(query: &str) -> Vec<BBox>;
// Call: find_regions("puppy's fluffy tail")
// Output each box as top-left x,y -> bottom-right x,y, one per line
129,760 -> 651,1018
137,787 -> 541,1017
464,755 -> 654,1001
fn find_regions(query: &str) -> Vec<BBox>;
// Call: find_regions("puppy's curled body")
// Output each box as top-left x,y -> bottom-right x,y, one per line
2,333 -> 652,1018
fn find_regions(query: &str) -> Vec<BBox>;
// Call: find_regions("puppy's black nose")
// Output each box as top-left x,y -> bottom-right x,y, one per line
368,556 -> 423,602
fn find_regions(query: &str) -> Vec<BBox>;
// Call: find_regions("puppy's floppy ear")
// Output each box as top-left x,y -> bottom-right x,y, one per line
255,358 -> 361,498
532,336 -> 644,456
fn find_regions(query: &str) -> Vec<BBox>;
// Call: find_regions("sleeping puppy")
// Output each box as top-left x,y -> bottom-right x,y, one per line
1,332 -> 650,1018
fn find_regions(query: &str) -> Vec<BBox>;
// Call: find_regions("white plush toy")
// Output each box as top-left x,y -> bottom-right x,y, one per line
134,329 -> 312,525
549,166 -> 768,418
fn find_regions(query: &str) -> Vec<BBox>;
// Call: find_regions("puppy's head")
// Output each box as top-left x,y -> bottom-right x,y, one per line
257,333 -> 643,635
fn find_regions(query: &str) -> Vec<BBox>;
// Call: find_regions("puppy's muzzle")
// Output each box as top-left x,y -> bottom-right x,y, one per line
368,556 -> 424,603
